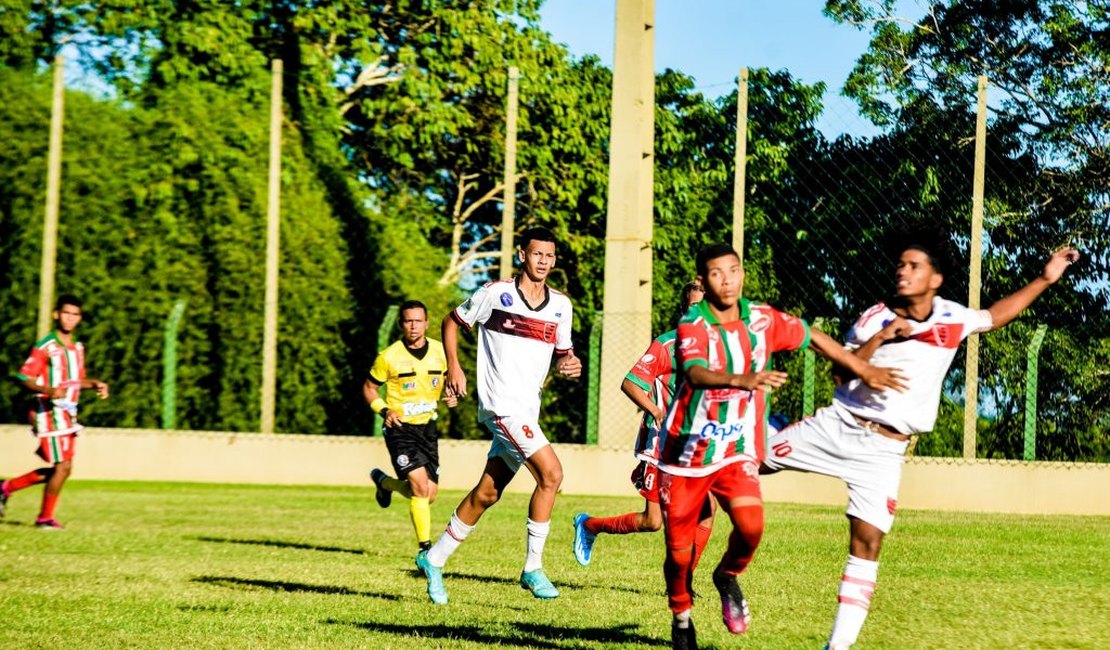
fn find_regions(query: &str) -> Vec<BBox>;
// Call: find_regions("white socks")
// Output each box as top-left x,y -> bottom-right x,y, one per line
829,554 -> 879,647
427,511 -> 475,567
523,518 -> 550,572
673,608 -> 692,628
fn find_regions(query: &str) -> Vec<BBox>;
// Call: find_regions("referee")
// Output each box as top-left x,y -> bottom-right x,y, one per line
366,300 -> 456,559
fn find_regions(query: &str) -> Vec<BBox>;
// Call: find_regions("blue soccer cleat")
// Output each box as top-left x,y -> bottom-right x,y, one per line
417,553 -> 448,604
572,513 -> 596,566
520,568 -> 559,599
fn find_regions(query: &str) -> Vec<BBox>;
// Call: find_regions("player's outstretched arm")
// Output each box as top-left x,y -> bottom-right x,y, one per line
811,328 -> 906,392
441,313 -> 467,398
686,365 -> 789,391
986,246 -> 1080,331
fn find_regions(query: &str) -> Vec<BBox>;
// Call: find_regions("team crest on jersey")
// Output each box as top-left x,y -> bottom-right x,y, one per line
708,329 -> 720,343
397,454 -> 411,468
500,292 -> 514,307
749,314 -> 770,333
431,377 -> 440,388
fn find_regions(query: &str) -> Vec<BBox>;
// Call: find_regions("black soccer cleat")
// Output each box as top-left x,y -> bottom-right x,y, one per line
671,618 -> 698,650
370,468 -> 392,508
712,566 -> 751,634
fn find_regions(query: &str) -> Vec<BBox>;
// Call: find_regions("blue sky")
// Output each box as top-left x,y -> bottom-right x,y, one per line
538,0 -> 921,136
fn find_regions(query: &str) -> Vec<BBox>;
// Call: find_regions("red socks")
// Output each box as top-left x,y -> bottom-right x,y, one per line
585,512 -> 640,535
5,469 -> 48,494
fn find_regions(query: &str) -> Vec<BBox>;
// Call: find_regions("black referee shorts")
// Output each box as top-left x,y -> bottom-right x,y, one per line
384,421 -> 440,482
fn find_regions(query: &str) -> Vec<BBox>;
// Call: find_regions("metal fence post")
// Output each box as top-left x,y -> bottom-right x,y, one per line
803,348 -> 816,417
161,300 -> 188,430
1024,324 -> 1048,461
586,311 -> 603,444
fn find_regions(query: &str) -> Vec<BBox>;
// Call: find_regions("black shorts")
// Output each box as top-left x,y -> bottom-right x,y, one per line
384,421 -> 440,482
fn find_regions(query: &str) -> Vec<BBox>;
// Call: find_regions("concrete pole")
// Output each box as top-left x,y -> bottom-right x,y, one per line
260,59 -> 283,434
598,0 -> 655,448
732,68 -> 749,263
963,75 -> 988,459
37,55 -> 65,338
499,66 -> 521,280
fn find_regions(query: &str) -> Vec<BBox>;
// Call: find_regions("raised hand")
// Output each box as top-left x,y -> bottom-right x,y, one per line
1042,246 -> 1080,284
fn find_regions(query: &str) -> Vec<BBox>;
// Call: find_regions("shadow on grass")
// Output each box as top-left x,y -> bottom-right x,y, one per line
444,570 -> 650,595
193,576 -> 400,600
328,620 -> 668,648
192,535 -> 366,555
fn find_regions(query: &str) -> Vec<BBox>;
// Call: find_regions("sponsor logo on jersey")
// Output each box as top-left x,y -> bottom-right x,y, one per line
749,314 -> 770,333
402,401 -> 437,416
555,312 -> 562,317
886,497 -> 897,515
640,353 -> 656,364
699,421 -> 745,440
680,337 -> 697,350
403,381 -> 416,390
500,292 -> 514,307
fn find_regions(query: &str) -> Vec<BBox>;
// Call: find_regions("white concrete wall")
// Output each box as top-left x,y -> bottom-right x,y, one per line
2,425 -> 1107,516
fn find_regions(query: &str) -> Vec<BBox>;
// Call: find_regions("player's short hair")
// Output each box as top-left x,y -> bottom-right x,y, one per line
518,226 -> 556,250
695,243 -> 740,278
399,300 -> 427,318
54,294 -> 83,311
889,227 -> 953,278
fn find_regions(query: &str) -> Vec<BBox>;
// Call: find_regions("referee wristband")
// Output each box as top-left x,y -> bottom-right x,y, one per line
370,398 -> 388,416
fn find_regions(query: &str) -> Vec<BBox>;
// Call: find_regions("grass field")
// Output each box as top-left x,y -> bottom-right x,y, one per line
0,480 -> 1107,649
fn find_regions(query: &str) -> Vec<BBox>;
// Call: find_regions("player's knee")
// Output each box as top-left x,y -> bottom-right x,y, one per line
54,462 -> 73,478
537,466 -> 563,492
473,483 -> 502,509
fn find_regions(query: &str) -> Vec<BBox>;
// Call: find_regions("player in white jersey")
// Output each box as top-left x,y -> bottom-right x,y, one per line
418,227 -> 581,604
763,232 -> 1080,649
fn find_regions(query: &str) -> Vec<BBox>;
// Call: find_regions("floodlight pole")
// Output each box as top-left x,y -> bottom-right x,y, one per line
598,0 -> 655,448
37,54 -> 65,338
963,75 -> 988,460
260,59 -> 283,434
499,66 -> 521,280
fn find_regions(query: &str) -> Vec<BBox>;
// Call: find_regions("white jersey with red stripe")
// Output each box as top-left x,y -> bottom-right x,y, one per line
452,277 -> 573,422
834,297 -> 993,434
15,331 -> 86,437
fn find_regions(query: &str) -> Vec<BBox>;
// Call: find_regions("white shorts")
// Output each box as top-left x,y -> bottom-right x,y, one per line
763,402 -> 909,533
482,414 -> 550,474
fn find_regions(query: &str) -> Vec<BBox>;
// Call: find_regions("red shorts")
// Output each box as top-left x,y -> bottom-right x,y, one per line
36,434 -> 76,464
631,461 -> 660,503
660,460 -> 761,548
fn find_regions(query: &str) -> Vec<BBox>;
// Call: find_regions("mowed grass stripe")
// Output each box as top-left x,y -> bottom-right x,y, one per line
0,481 -> 1107,649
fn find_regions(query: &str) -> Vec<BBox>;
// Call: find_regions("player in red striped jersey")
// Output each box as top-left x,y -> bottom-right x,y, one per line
571,281 -> 719,569
763,233 -> 1080,650
663,244 -> 904,650
418,227 -> 581,605
1,295 -> 109,529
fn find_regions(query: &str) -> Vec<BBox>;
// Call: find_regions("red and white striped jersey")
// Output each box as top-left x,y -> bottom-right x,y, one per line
659,299 -> 810,476
15,331 -> 86,437
452,277 -> 573,421
835,297 -> 993,434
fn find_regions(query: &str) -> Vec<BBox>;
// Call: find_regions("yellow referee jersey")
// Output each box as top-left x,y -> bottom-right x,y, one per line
368,339 -> 448,425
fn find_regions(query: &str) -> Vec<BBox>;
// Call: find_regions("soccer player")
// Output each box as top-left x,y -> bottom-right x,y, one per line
366,299 -> 456,562
763,234 -> 1080,650
0,295 -> 109,529
661,243 -> 904,650
418,226 -> 581,605
572,281 -> 719,568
